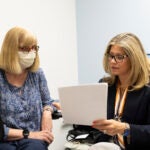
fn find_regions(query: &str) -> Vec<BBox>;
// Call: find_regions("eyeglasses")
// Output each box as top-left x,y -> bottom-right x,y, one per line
106,53 -> 128,63
18,45 -> 39,52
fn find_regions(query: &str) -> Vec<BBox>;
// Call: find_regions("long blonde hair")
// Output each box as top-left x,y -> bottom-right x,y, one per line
103,33 -> 149,90
0,26 -> 40,74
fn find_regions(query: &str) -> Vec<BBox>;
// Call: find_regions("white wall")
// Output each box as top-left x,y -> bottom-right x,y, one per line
0,0 -> 78,99
76,0 -> 150,84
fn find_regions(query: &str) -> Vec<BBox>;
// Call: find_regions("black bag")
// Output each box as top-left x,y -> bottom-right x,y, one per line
66,124 -> 111,144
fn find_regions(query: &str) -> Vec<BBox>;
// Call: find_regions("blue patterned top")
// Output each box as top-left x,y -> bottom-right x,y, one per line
0,68 -> 53,133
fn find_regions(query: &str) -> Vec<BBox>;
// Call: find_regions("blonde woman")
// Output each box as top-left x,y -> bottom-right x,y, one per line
0,27 -> 59,150
92,33 -> 150,150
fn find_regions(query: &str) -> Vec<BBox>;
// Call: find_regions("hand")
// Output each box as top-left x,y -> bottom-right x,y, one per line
29,130 -> 54,144
92,119 -> 125,136
52,102 -> 61,110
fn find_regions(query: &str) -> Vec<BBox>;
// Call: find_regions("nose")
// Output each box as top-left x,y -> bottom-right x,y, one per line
110,57 -> 117,63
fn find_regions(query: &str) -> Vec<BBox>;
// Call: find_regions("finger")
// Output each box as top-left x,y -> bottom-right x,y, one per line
44,133 -> 54,144
93,119 -> 105,124
47,132 -> 54,143
92,123 -> 109,130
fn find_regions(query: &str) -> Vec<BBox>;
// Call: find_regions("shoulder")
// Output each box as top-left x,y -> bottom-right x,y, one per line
28,68 -> 46,81
135,86 -> 150,108
30,68 -> 44,76
143,85 -> 150,96
138,85 -> 150,92
98,77 -> 116,86
35,68 -> 44,74
98,77 -> 108,83
131,86 -> 150,101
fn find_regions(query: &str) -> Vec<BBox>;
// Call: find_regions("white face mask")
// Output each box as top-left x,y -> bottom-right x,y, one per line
18,51 -> 36,70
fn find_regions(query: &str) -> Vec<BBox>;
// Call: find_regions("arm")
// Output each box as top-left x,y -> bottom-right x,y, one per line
2,120 -> 53,143
124,87 -> 150,148
41,106 -> 53,131
38,68 -> 54,131
6,128 -> 53,144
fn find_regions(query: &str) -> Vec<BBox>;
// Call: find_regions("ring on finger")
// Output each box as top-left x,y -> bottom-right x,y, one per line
103,130 -> 107,134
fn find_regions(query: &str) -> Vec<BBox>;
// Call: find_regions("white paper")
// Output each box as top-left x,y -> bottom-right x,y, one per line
58,83 -> 108,126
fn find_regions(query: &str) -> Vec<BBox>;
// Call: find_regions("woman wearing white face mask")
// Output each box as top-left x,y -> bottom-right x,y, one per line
18,48 -> 37,70
0,26 -> 60,150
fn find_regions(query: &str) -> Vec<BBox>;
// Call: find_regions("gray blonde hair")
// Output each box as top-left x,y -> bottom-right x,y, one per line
0,26 -> 40,74
103,32 -> 150,90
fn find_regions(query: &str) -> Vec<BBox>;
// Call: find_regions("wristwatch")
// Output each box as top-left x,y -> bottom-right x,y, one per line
123,123 -> 130,144
23,129 -> 29,139
123,123 -> 130,137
